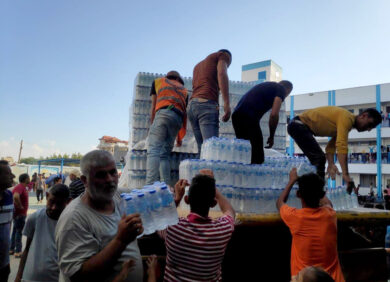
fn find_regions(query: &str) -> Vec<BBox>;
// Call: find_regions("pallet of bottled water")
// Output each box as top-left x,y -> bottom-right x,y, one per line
200,137 -> 252,164
120,182 -> 178,236
326,186 -> 359,211
179,154 -> 317,214
127,150 -> 198,188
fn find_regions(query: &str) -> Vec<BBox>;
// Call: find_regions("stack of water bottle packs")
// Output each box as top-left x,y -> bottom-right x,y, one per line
129,72 -> 287,152
125,73 -> 288,191
327,186 -> 359,211
129,72 -> 195,148
179,137 -> 358,214
128,149 -> 198,188
121,181 -> 178,236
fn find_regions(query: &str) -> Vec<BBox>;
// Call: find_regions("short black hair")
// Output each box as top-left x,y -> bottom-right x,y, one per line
302,266 -> 335,282
297,173 -> 325,208
54,176 -> 62,183
218,49 -> 232,60
360,108 -> 382,126
48,184 -> 70,200
0,160 -> 9,166
279,80 -> 293,94
19,173 -> 29,183
188,174 -> 216,210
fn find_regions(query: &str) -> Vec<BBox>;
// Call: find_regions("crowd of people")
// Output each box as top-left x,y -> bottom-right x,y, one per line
1,150 -> 340,282
0,49 -> 384,281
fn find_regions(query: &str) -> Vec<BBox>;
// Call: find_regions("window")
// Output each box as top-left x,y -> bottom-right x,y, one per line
359,174 -> 376,187
258,71 -> 266,82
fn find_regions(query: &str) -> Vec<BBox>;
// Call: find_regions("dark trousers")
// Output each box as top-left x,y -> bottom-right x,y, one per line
232,111 -> 264,164
287,118 -> 326,179
10,215 -> 26,253
36,189 -> 43,201
0,264 -> 10,282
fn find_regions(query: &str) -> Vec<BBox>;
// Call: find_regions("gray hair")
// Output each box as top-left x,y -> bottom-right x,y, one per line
80,150 -> 115,176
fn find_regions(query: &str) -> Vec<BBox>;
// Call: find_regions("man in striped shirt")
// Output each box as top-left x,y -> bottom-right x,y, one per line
158,171 -> 235,281
68,169 -> 85,199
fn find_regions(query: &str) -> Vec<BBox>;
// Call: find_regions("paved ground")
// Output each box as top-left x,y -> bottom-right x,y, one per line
8,192 -> 46,281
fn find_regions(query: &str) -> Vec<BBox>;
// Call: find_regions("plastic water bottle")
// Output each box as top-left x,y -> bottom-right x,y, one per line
385,226 -> 390,248
351,192 -> 359,208
160,184 -> 178,227
135,193 -> 154,235
125,195 -> 137,215
147,189 -> 163,230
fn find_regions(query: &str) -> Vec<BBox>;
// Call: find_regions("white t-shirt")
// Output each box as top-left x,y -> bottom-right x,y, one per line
22,208 -> 59,282
55,193 -> 143,282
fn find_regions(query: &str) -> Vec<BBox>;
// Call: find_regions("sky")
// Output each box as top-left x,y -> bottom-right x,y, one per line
1,0 -> 390,160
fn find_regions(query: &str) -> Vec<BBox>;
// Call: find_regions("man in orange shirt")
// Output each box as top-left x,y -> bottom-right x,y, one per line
276,168 -> 344,282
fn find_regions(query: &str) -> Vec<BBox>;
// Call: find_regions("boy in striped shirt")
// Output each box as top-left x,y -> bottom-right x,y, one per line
158,171 -> 235,281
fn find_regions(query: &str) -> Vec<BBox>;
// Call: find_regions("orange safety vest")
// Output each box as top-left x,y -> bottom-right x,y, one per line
154,77 -> 188,143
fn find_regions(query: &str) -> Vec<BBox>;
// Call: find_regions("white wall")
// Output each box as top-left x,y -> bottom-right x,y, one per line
285,83 -> 390,113
241,66 -> 269,82
335,85 -> 376,106
381,83 -> 390,101
285,91 -> 329,111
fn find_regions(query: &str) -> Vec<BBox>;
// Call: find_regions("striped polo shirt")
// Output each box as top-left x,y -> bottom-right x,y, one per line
159,212 -> 234,282
69,179 -> 85,199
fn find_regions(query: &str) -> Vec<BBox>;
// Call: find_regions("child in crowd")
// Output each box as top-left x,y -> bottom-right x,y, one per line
276,168 -> 344,282
158,170 -> 235,281
15,184 -> 71,282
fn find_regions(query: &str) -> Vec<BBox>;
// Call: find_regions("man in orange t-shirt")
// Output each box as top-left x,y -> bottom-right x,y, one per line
276,168 -> 344,282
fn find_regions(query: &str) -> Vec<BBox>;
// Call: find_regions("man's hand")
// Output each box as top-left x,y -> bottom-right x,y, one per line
265,136 -> 274,149
112,259 -> 135,282
199,169 -> 214,178
174,179 -> 189,203
326,164 -> 340,180
222,104 -> 231,122
115,214 -> 143,246
343,174 -> 355,194
146,255 -> 159,282
289,168 -> 298,184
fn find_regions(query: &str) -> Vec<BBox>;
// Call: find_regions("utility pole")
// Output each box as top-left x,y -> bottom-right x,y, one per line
18,139 -> 23,163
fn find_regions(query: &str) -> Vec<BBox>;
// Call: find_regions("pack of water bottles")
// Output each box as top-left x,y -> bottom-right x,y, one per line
200,137 -> 252,164
179,153 -> 317,214
326,186 -> 359,211
179,156 -> 316,188
121,181 -> 178,235
216,185 -> 301,213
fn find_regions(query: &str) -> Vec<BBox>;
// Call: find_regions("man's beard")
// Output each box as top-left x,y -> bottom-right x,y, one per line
89,183 -> 117,203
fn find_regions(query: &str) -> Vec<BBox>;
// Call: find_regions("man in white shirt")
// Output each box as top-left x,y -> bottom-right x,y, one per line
15,184 -> 71,282
55,150 -> 144,282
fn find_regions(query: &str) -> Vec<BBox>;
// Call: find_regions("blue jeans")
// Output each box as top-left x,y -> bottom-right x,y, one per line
187,100 -> 219,154
10,215 -> 26,253
146,109 -> 182,185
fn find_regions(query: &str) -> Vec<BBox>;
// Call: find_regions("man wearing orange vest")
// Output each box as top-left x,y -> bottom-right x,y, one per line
146,71 -> 188,185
